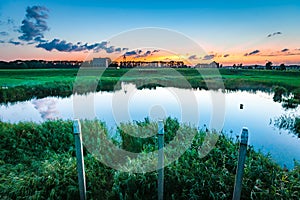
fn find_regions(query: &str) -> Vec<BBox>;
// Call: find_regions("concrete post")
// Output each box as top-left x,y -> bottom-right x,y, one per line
73,119 -> 86,200
232,127 -> 249,200
158,120 -> 164,200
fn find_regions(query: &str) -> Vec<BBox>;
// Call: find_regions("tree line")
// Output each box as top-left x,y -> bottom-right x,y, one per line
0,60 -> 82,69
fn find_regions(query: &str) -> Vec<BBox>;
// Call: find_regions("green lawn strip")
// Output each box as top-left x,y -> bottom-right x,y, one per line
0,68 -> 299,93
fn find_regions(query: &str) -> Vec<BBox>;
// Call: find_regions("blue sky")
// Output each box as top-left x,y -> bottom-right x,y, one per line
0,0 -> 300,64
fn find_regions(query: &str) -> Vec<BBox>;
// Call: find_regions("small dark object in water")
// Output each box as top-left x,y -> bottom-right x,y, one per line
240,104 -> 244,109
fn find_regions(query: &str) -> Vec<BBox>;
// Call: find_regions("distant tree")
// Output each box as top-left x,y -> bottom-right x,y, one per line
266,61 -> 273,70
108,62 -> 118,68
279,63 -> 286,70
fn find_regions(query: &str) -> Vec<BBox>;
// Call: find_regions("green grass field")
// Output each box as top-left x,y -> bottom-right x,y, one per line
1,68 -> 300,104
0,69 -> 77,86
1,68 -> 299,89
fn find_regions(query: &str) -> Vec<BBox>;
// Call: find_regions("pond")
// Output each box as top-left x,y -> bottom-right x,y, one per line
1,83 -> 299,169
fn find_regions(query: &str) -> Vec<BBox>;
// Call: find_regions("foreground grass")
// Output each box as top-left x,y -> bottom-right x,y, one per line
0,118 -> 299,199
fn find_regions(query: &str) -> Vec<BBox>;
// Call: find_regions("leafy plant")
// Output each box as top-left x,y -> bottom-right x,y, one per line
274,115 -> 300,138
0,119 -> 299,199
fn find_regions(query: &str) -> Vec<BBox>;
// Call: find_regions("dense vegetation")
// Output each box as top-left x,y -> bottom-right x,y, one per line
272,86 -> 300,137
274,115 -> 300,138
1,68 -> 300,104
1,119 -> 299,199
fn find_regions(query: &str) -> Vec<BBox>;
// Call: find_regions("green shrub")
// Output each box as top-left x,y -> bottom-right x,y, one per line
273,86 -> 288,102
292,88 -> 300,100
0,120 -> 73,164
0,119 -> 299,199
274,115 -> 300,137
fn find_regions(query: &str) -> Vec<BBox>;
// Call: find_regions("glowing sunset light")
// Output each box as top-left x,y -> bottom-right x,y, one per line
113,49 -> 187,64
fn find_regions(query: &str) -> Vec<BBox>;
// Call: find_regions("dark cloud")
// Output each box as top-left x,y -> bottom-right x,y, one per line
0,31 -> 8,36
115,47 -> 121,52
104,46 -> 115,53
144,50 -> 151,56
267,31 -> 282,38
88,41 -> 107,51
148,49 -> 159,56
203,54 -> 215,60
188,55 -> 197,60
223,54 -> 230,58
93,42 -> 119,53
124,50 -> 138,56
124,49 -> 158,58
14,6 -> 128,53
249,50 -> 260,55
36,39 -> 84,51
281,48 -> 289,52
244,50 -> 260,56
36,39 -> 120,53
18,6 -> 49,42
8,39 -> 22,45
138,50 -> 159,58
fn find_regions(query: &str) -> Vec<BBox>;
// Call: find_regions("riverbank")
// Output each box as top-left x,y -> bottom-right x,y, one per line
1,68 -> 300,104
0,119 -> 299,199
1,68 -> 300,89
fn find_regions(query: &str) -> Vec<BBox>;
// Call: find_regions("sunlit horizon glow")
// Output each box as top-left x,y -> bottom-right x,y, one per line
0,0 -> 300,65
1,43 -> 300,66
1,48 -> 300,66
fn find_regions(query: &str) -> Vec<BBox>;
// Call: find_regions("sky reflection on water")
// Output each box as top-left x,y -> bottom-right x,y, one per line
0,83 -> 299,169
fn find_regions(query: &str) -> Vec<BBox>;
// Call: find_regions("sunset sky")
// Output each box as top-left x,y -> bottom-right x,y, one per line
0,0 -> 300,65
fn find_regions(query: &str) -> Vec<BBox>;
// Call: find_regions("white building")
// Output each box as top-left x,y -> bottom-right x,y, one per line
92,58 -> 111,68
194,61 -> 219,68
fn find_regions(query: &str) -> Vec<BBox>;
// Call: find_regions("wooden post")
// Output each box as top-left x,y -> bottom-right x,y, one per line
73,119 -> 86,200
158,120 -> 164,200
232,128 -> 249,200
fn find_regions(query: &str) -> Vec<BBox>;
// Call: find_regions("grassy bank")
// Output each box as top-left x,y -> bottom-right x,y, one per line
1,68 -> 300,104
0,119 -> 299,199
1,68 -> 300,89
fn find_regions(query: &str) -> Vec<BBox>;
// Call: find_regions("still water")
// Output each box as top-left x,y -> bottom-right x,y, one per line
1,83 -> 299,169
